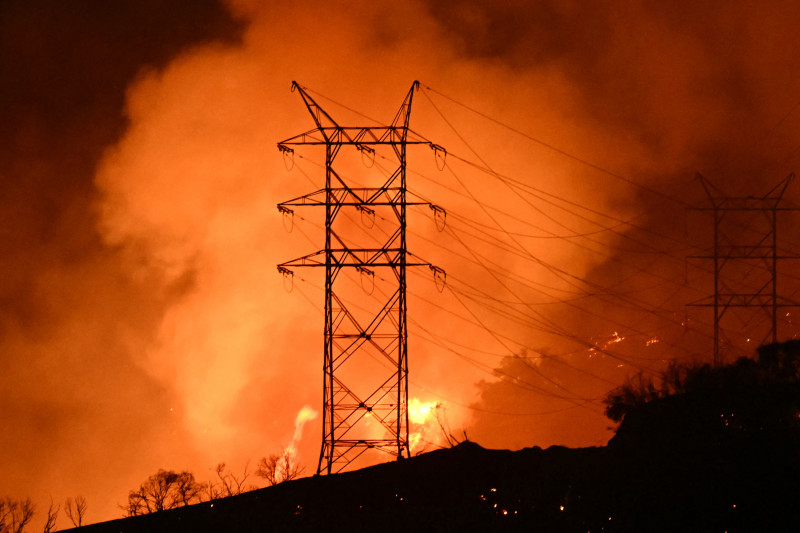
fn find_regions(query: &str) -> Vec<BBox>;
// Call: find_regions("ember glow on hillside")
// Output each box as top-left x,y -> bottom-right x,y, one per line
4,0 -> 800,527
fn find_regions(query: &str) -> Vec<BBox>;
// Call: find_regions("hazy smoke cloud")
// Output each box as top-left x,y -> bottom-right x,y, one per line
421,0 -> 800,448
0,0 -> 243,523
4,0 -> 800,526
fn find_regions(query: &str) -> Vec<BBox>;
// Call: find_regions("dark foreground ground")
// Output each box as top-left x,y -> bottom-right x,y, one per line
65,344 -> 800,531
66,436 -> 799,533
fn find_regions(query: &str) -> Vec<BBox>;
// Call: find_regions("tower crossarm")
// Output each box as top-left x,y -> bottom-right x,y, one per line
690,294 -> 800,308
696,172 -> 796,210
278,249 -> 434,269
278,127 -> 430,148
278,188 -> 432,208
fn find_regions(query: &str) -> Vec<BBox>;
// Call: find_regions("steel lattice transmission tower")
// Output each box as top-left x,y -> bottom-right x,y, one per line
690,173 -> 800,366
276,81 -> 443,474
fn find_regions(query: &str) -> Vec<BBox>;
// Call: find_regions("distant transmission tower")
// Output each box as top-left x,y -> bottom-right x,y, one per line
276,81 -> 443,474
690,173 -> 799,365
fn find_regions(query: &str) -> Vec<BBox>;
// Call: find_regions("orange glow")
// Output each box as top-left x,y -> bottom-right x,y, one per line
8,0 -> 800,526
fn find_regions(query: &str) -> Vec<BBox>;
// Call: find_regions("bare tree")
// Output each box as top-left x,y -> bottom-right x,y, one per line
434,403 -> 465,448
173,473 -> 203,507
0,497 -> 35,533
0,500 -> 9,533
205,462 -> 253,499
64,496 -> 86,528
42,500 -> 59,533
123,470 -> 203,516
255,450 -> 302,486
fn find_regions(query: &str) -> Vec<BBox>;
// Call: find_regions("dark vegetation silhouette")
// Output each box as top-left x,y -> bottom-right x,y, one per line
204,462 -> 255,499
123,470 -> 204,516
0,498 -> 34,533
64,496 -> 87,527
41,500 -> 58,533
255,451 -> 302,486
0,455 -> 292,531
120,452 -> 301,517
604,340 -> 800,445
433,403 -> 467,449
599,340 -> 800,531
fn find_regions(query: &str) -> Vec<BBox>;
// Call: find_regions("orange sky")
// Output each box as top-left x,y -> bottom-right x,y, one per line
4,0 -> 800,527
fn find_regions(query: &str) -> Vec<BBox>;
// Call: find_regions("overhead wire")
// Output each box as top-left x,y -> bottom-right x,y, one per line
288,248 -> 606,412
418,85 -> 800,285
302,83 -> 800,367
292,148 -> 709,374
284,159 -> 616,406
421,163 -> 713,349
276,83 -> 736,416
290,153 -> 703,370
287,161 -> 641,396
275,82 -> 800,452
418,83 -> 689,207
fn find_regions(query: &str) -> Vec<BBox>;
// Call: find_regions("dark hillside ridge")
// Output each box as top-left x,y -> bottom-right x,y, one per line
69,443 -> 601,532
67,437 -> 798,532
69,342 -> 800,532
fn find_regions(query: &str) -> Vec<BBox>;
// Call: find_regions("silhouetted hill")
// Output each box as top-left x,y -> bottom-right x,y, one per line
600,343 -> 800,532
67,438 -> 799,532
68,442 -> 601,532
69,343 -> 800,532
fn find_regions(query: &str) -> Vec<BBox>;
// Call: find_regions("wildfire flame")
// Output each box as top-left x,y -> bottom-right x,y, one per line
589,331 -> 627,353
608,331 -> 625,345
409,398 -> 437,425
408,398 -> 440,452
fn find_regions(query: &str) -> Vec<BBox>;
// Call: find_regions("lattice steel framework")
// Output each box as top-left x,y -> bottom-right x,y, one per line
690,173 -> 800,365
277,81 -> 441,474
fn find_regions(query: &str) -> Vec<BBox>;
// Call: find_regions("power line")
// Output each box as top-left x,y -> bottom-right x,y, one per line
418,84 -> 689,207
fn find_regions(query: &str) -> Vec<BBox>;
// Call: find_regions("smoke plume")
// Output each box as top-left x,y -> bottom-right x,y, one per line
4,0 -> 800,525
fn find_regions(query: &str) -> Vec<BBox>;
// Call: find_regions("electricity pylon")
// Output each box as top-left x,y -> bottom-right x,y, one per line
276,81 -> 443,474
690,173 -> 800,365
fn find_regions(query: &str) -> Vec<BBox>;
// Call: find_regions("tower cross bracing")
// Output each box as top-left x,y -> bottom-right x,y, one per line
277,81 -> 441,474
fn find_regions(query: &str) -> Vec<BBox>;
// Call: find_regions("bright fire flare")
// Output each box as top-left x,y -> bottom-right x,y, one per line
408,398 -> 441,452
409,398 -> 437,425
